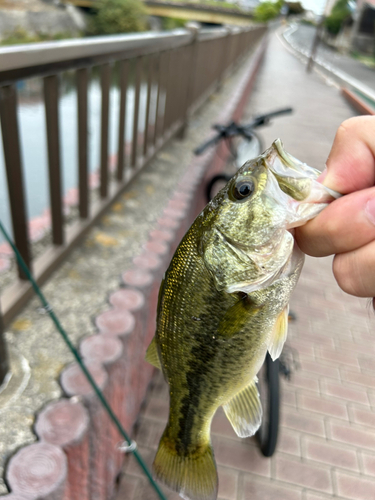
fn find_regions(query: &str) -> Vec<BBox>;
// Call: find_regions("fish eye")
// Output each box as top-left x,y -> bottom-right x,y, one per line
232,178 -> 255,201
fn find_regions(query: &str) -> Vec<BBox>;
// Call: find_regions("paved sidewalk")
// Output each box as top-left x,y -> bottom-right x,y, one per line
116,33 -> 375,500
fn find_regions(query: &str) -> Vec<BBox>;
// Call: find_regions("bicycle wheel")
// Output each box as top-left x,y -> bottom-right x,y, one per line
235,131 -> 264,169
256,353 -> 280,457
205,174 -> 232,202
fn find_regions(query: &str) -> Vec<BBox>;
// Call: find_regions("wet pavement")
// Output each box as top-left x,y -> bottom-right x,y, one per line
115,31 -> 375,500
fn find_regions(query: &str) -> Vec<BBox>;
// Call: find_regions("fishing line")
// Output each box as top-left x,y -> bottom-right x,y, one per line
0,219 -> 167,500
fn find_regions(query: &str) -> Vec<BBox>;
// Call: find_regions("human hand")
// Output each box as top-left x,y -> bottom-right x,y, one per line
295,116 -> 375,300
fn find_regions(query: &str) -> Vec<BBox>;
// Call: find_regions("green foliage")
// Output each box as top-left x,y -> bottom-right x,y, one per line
253,1 -> 283,22
324,0 -> 351,35
90,0 -> 147,35
161,17 -> 186,30
0,27 -> 76,45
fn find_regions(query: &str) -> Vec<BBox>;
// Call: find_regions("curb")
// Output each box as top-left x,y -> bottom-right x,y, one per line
3,35 -> 268,500
341,87 -> 375,116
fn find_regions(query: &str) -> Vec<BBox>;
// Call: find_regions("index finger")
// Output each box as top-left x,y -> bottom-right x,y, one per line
322,116 -> 375,194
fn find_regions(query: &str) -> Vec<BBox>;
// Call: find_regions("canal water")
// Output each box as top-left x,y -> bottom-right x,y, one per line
0,65 -> 159,243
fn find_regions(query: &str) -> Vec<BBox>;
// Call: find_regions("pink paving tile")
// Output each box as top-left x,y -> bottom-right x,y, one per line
0,257 -> 11,273
335,470 -> 375,500
287,339 -> 315,358
336,339 -> 375,356
282,387 -> 297,408
274,456 -> 333,493
302,435 -> 359,471
280,408 -> 326,437
0,242 -> 12,256
341,370 -> 375,390
297,393 -> 349,420
361,452 -> 375,477
215,436 -> 271,477
285,372 -> 320,393
328,420 -> 375,450
276,428 -> 301,456
211,408 -> 238,440
242,476 -> 302,500
217,466 -> 238,500
298,356 -> 340,379
321,379 -> 369,406
317,347 -> 359,369
348,406 -> 375,427
304,492 -> 337,500
143,397 -> 169,422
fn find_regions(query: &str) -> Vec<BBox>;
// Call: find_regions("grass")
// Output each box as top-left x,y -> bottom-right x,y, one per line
0,27 -> 78,45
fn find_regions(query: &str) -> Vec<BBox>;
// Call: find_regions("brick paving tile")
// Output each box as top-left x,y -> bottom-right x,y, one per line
335,339 -> 375,356
297,393 -> 349,420
304,492 -> 337,500
341,370 -> 375,390
280,408 -> 326,437
294,331 -> 336,349
335,470 -> 375,500
116,474 -> 139,500
215,436 -> 271,477
360,452 -> 375,477
298,356 -> 340,379
321,379 -> 369,406
287,339 -> 316,358
276,428 -> 301,456
348,406 -> 375,427
217,466 -> 238,500
283,372 -> 320,393
211,408 -> 238,440
143,397 -> 169,421
316,347 -> 360,369
282,387 -> 297,407
241,476 -> 303,500
274,456 -> 333,493
367,391 -> 375,407
135,417 -> 165,450
328,420 -> 375,450
301,435 -> 359,471
358,355 -> 375,374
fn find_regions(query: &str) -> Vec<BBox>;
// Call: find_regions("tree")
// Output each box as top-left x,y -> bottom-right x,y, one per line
253,1 -> 283,23
91,0 -> 147,35
324,0 -> 351,36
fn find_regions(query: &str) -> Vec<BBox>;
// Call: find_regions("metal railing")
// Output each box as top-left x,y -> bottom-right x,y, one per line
0,25 -> 266,377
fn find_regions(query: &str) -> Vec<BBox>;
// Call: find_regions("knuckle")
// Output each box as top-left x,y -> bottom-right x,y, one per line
332,253 -> 364,297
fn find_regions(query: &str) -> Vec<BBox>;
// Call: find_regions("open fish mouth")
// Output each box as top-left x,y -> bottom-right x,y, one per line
264,139 -> 341,229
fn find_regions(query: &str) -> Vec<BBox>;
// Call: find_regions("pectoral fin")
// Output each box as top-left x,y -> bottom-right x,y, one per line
222,378 -> 262,438
268,306 -> 288,361
145,337 -> 162,369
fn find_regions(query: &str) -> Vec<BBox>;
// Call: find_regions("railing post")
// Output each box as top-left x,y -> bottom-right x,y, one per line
77,67 -> 89,218
44,75 -> 64,245
0,309 -> 8,387
0,85 -> 31,280
176,23 -> 199,140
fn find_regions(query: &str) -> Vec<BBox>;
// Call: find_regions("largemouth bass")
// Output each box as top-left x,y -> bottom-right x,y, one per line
145,139 -> 339,500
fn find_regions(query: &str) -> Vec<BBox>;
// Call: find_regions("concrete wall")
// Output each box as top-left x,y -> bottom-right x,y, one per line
0,4 -> 86,39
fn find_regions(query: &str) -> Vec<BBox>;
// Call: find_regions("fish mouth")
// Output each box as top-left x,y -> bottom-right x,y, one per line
265,139 -> 341,229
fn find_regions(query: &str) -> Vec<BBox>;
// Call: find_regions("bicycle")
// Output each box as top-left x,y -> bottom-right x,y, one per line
194,107 -> 294,457
194,107 -> 293,203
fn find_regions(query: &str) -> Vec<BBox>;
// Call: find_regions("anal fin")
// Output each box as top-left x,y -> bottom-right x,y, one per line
145,337 -> 162,369
222,378 -> 262,438
268,305 -> 288,361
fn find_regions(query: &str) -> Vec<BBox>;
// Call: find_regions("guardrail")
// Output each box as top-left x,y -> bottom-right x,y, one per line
0,25 -> 266,380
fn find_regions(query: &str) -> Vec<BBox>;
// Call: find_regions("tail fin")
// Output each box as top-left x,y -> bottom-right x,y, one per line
153,432 -> 218,500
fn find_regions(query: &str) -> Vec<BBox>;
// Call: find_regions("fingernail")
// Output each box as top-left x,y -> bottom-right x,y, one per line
317,167 -> 327,183
365,198 -> 375,226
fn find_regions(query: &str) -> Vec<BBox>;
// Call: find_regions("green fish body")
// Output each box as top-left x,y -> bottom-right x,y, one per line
146,140 -> 339,500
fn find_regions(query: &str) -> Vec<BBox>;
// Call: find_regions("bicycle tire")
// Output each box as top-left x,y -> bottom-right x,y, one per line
256,353 -> 280,457
205,174 -> 232,202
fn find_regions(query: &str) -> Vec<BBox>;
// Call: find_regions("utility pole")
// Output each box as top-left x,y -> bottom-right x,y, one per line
306,0 -> 332,72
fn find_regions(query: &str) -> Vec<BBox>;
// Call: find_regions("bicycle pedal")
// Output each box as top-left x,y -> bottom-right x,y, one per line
279,344 -> 300,381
